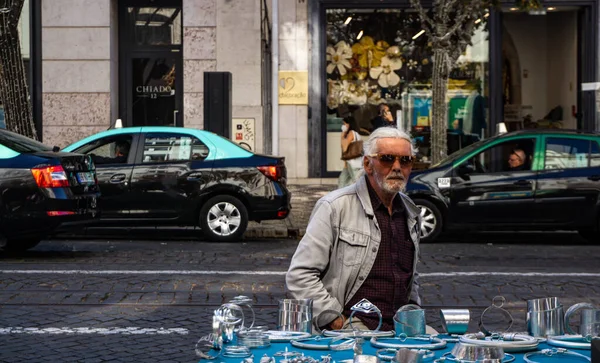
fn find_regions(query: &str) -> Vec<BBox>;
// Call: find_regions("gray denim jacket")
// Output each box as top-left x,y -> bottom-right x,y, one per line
286,176 -> 422,324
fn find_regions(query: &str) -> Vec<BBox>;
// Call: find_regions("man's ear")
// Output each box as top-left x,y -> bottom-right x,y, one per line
363,156 -> 372,175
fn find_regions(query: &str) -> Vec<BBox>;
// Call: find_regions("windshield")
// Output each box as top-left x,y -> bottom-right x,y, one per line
430,137 -> 496,168
0,129 -> 52,153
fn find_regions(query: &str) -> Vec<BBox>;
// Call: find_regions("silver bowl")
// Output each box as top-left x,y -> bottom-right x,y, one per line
450,342 -> 505,361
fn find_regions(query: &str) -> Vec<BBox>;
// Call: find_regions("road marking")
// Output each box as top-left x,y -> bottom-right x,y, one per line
0,327 -> 188,335
1,270 -> 600,278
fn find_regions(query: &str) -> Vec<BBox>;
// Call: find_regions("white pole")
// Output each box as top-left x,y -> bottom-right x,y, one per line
271,0 -> 279,155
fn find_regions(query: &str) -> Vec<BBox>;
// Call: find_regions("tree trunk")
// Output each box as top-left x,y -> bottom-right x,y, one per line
430,48 -> 449,164
0,0 -> 38,140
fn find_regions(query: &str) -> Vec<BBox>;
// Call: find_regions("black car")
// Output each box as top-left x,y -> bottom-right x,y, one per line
0,129 -> 100,252
406,129 -> 600,242
63,127 -> 291,242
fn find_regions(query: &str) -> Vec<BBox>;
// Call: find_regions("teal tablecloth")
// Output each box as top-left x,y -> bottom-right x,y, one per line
199,337 -> 592,363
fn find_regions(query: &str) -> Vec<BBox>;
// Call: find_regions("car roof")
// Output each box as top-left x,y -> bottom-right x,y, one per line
62,126 -> 253,158
504,128 -> 600,137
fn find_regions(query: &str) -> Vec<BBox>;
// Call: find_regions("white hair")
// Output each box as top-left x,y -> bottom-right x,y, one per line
363,127 -> 417,156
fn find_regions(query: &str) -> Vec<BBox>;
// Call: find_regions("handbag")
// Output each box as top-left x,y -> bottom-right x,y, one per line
341,139 -> 363,160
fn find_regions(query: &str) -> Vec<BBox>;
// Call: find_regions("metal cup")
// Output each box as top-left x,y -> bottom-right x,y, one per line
527,297 -> 560,312
277,298 -> 313,333
440,309 -> 470,334
527,305 -> 565,337
394,306 -> 426,337
565,302 -> 600,337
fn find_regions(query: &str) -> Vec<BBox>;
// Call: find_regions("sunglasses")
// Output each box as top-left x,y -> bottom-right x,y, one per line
368,153 -> 415,167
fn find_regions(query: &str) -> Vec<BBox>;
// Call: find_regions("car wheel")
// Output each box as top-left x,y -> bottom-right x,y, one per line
199,195 -> 248,242
413,199 -> 443,243
3,238 -> 41,253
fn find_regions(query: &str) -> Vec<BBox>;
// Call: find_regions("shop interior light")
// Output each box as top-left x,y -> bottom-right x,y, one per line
547,7 -> 556,10
509,7 -> 518,11
474,18 -> 482,24
412,30 -> 425,40
357,30 -> 364,40
344,16 -> 352,25
484,12 -> 490,18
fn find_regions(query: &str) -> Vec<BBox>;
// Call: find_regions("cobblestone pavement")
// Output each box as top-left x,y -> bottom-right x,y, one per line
1,237 -> 599,362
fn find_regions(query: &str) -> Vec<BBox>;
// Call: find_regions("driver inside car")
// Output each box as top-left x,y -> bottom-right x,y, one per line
91,140 -> 130,164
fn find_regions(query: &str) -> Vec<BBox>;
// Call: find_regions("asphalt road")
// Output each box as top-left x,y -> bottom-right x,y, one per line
0,231 -> 598,362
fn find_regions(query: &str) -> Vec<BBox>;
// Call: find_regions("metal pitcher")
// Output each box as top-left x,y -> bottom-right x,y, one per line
565,302 -> 600,337
526,297 -> 564,337
277,298 -> 313,333
394,304 -> 426,337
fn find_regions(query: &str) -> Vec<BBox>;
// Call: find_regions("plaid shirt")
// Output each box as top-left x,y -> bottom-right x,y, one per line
343,177 -> 415,331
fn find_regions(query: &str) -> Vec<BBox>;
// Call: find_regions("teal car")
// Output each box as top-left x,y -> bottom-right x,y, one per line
63,127 -> 290,242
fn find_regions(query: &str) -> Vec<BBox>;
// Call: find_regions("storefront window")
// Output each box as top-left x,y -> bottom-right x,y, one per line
325,8 -> 489,172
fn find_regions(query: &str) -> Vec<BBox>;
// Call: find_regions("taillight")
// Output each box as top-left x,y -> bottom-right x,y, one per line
258,165 -> 281,182
31,165 -> 70,188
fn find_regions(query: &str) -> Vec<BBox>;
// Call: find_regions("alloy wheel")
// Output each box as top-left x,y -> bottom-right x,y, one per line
418,204 -> 437,239
206,202 -> 242,237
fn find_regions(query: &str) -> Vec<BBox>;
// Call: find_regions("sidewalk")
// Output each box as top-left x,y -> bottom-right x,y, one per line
245,183 -> 337,239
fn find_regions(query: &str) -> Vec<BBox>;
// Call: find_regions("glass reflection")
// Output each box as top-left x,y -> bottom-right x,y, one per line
325,8 -> 489,172
128,7 -> 182,46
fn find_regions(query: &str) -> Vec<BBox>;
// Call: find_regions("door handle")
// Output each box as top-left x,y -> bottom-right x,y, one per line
513,180 -> 532,186
186,173 -> 202,181
110,173 -> 127,184
173,110 -> 179,126
588,175 -> 600,181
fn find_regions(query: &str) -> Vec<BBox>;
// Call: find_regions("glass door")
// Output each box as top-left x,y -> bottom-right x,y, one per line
119,0 -> 183,127
129,55 -> 181,126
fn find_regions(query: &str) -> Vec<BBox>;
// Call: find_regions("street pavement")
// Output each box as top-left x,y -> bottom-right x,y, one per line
244,184 -> 336,238
1,236 -> 599,362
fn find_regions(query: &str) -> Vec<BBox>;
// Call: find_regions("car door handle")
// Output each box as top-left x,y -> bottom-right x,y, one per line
513,180 -> 532,186
186,173 -> 203,181
588,175 -> 600,181
109,173 -> 127,184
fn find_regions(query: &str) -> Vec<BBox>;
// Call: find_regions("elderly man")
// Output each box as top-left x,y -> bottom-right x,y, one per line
286,127 -> 432,333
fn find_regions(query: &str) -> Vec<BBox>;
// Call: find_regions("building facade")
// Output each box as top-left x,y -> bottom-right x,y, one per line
9,0 -> 600,181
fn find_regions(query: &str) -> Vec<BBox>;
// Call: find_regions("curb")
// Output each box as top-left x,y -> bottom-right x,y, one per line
244,227 -> 306,239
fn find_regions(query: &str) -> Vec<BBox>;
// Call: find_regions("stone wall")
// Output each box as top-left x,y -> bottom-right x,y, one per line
41,0 -> 112,146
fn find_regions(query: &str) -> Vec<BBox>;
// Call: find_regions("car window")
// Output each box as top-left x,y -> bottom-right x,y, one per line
74,135 -> 133,165
0,129 -> 52,153
591,140 -> 600,167
459,138 -> 536,174
544,137 -> 591,170
142,134 -> 209,163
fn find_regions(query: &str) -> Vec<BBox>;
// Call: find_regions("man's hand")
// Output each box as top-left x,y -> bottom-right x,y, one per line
329,316 -> 345,330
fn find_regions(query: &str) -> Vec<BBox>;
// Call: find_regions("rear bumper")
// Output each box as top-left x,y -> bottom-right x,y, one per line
1,193 -> 100,239
248,184 -> 292,221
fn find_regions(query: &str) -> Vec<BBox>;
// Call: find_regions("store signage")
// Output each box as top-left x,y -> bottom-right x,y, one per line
135,85 -> 174,99
279,71 -> 308,105
231,118 -> 255,151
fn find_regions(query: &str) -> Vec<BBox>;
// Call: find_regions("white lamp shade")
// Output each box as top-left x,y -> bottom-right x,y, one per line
497,122 -> 508,134
115,119 -> 123,129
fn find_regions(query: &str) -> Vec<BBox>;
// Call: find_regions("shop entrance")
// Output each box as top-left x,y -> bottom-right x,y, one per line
118,0 -> 183,127
500,7 -> 580,132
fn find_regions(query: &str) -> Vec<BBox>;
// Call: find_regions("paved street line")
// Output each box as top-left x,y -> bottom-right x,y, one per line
0,327 -> 188,335
1,270 -> 600,277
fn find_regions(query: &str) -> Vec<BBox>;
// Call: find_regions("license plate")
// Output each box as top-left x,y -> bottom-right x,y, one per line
76,172 -> 95,185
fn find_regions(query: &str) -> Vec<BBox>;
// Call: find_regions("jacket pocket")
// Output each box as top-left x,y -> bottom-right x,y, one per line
338,229 -> 369,266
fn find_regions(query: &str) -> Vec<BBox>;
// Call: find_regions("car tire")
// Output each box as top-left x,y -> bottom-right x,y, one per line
3,238 -> 41,253
199,195 -> 248,242
413,198 -> 443,243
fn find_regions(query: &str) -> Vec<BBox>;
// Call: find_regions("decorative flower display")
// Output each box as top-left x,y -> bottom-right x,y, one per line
369,56 -> 402,88
351,36 -> 388,69
326,41 -> 353,76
